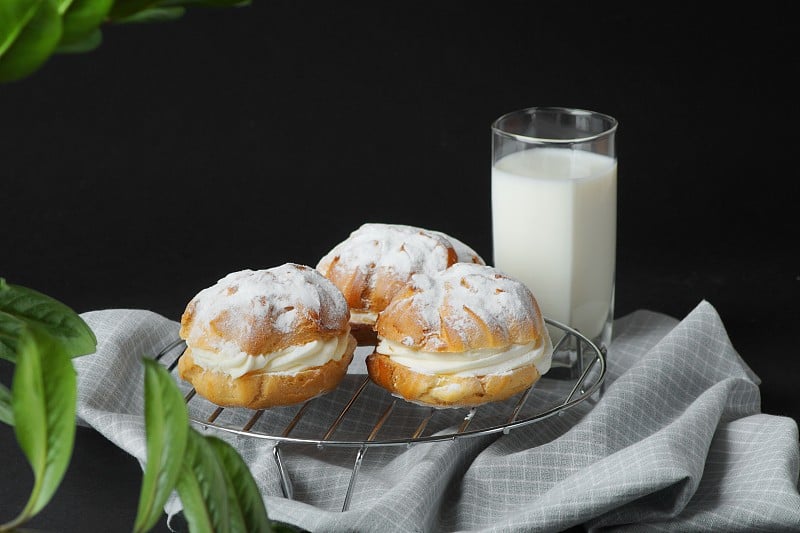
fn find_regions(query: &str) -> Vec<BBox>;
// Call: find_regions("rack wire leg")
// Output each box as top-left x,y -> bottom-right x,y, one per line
598,345 -> 608,399
273,443 -> 293,500
342,446 -> 367,512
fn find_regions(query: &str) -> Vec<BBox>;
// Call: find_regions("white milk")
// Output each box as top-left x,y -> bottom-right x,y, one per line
491,147 -> 616,342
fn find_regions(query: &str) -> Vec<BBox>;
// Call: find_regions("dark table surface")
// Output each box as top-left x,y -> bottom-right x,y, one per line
1,4 -> 797,532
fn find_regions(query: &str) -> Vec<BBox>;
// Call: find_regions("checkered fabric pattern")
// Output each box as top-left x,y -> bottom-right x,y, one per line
73,301 -> 800,532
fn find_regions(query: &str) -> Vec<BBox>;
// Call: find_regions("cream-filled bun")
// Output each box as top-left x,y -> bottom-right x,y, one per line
367,263 -> 552,408
316,223 -> 485,345
177,264 -> 356,409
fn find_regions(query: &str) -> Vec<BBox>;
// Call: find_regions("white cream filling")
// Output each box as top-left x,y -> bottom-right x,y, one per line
350,310 -> 378,325
190,331 -> 351,379
376,335 -> 552,377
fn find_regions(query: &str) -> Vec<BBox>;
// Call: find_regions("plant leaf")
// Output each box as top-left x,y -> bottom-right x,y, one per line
0,0 -> 62,83
107,0 -> 160,20
56,27 -> 102,53
0,279 -> 97,362
176,430 -> 232,533
133,359 -> 189,533
60,0 -> 113,45
113,6 -> 185,24
207,436 -> 273,532
0,382 -> 13,426
0,311 -> 24,363
2,326 -> 76,528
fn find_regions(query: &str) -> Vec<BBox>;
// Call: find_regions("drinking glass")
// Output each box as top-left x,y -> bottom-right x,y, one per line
491,107 -> 617,367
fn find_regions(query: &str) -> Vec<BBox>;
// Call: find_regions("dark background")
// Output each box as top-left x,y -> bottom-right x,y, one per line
1,3 -> 797,531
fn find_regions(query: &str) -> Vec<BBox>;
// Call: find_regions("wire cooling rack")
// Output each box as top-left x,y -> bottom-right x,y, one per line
156,319 -> 606,511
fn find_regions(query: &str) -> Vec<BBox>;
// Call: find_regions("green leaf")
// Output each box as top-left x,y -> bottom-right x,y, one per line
108,0 -> 160,20
176,430 -> 232,533
0,312 -> 24,363
113,6 -> 185,24
60,0 -> 113,45
56,27 -> 102,53
176,433 -> 274,533
0,383 -> 13,426
0,0 -> 62,83
207,436 -> 273,532
2,326 -> 76,529
0,279 -> 97,363
133,359 -> 189,533
135,360 -> 275,533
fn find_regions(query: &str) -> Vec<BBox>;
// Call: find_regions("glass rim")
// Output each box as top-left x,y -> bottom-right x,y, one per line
491,106 -> 618,144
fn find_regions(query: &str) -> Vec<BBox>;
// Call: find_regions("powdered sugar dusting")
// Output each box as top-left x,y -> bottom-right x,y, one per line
395,263 -> 539,347
430,231 -> 485,265
317,222 -> 455,287
189,264 -> 349,338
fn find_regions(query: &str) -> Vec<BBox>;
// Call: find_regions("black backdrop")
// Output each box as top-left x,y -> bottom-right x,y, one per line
1,3 -> 798,531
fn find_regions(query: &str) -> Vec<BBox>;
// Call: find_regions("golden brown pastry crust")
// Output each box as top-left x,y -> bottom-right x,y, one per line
179,308 -> 347,358
366,352 -> 539,408
375,264 -> 548,353
316,224 -> 485,339
318,227 -> 456,313
179,266 -> 350,356
178,335 -> 356,409
367,263 -> 551,407
178,264 -> 355,408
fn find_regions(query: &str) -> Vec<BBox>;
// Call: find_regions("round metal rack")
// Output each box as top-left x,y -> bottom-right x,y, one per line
156,319 -> 606,512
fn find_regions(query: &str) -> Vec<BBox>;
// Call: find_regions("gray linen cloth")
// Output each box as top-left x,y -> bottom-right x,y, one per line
73,301 -> 800,532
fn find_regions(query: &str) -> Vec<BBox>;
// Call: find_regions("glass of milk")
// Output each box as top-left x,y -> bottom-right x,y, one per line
491,107 -> 617,366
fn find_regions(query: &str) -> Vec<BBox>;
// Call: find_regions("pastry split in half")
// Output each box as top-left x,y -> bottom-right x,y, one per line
316,222 -> 484,345
367,263 -> 552,408
177,264 -> 357,409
